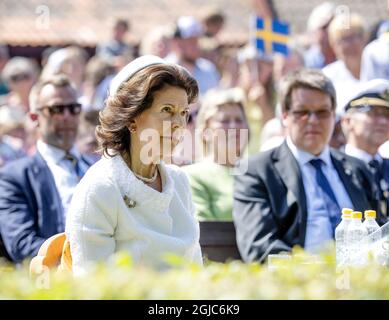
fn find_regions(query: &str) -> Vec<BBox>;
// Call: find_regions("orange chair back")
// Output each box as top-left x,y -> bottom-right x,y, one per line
29,233 -> 72,277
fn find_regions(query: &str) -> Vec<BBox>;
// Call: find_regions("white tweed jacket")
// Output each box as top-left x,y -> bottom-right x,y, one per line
65,154 -> 203,275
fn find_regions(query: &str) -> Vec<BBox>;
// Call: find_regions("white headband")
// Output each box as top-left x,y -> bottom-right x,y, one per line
109,55 -> 167,96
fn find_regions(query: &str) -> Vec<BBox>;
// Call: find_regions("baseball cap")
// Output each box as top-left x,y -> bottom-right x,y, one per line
307,2 -> 336,32
174,16 -> 203,39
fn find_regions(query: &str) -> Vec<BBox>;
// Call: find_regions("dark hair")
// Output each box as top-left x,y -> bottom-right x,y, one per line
278,68 -> 336,113
29,74 -> 77,113
203,12 -> 225,26
96,63 -> 199,157
115,19 -> 129,30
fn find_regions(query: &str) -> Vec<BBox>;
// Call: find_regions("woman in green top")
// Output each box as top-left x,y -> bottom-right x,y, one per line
183,88 -> 249,221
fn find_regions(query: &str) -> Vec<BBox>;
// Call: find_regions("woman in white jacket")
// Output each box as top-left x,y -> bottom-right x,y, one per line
66,55 -> 203,274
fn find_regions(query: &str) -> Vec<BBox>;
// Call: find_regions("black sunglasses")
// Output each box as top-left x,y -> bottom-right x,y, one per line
39,103 -> 82,116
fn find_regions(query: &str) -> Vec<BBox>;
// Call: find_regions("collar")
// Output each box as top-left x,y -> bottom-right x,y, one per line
344,144 -> 382,164
286,136 -> 332,167
110,154 -> 175,213
37,140 -> 80,165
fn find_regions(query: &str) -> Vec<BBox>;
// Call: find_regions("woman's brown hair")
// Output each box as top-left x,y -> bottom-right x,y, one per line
96,63 -> 199,157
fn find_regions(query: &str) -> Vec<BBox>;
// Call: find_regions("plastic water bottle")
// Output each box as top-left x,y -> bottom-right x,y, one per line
363,210 -> 381,243
335,208 -> 353,266
347,211 -> 368,266
363,210 -> 382,263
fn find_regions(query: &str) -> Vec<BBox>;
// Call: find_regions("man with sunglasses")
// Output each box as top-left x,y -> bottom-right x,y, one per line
0,74 -> 93,263
233,69 -> 383,263
342,80 -> 389,219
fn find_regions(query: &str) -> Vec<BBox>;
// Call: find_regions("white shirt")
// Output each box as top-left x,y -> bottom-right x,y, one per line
66,154 -> 203,275
37,140 -> 88,217
361,35 -> 389,81
286,137 -> 354,253
322,60 -> 365,113
344,144 -> 383,164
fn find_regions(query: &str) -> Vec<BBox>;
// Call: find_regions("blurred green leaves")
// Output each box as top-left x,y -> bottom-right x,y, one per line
1,248 -> 389,299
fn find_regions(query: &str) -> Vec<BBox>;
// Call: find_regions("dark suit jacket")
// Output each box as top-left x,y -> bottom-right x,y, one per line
0,152 -> 93,263
383,159 -> 389,179
233,142 -> 382,263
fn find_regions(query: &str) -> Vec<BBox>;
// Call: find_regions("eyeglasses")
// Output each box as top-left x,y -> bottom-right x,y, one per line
289,109 -> 333,121
10,73 -> 31,82
38,103 -> 82,116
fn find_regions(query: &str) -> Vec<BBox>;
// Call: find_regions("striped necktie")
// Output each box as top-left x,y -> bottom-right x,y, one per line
64,152 -> 81,179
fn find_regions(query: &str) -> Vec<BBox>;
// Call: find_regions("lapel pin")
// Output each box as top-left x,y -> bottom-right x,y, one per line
123,195 -> 136,208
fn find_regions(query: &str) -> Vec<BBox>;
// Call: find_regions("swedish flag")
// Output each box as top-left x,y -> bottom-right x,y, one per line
255,17 -> 289,56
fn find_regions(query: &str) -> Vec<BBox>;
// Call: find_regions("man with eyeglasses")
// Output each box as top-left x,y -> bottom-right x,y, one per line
342,79 -> 389,218
233,69 -> 383,263
0,74 -> 93,263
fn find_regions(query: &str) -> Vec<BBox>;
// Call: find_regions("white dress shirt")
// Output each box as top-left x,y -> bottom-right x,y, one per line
344,144 -> 383,164
286,137 -> 354,253
66,154 -> 203,275
361,35 -> 389,81
37,140 -> 88,217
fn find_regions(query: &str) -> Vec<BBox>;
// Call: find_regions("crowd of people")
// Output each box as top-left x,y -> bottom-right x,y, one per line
0,2 -> 388,269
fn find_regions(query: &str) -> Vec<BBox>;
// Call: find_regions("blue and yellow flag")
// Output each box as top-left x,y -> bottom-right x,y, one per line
254,17 -> 289,56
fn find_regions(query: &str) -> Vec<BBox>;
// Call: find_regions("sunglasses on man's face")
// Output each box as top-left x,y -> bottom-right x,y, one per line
39,103 -> 82,116
10,73 -> 31,82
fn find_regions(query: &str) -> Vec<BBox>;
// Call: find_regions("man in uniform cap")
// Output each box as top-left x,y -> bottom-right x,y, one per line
342,79 -> 389,218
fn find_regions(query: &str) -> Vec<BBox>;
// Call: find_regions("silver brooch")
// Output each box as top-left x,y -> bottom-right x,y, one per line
123,195 -> 136,208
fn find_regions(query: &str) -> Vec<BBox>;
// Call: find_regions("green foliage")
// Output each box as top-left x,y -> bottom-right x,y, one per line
1,248 -> 389,300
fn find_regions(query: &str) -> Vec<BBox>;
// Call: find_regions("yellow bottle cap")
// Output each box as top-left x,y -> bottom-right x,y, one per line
341,208 -> 353,217
352,211 -> 363,219
364,210 -> 376,219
